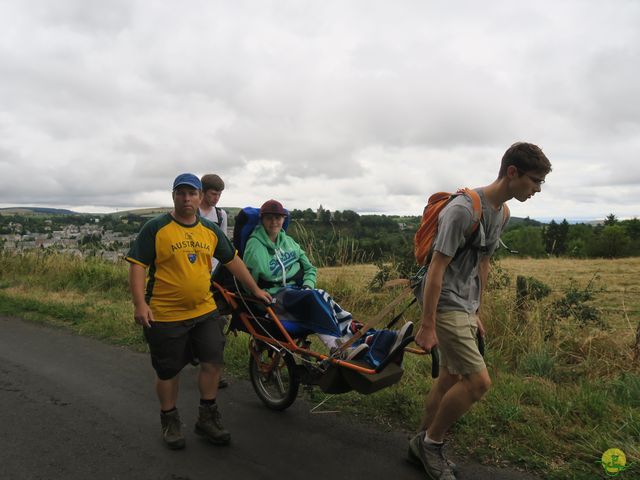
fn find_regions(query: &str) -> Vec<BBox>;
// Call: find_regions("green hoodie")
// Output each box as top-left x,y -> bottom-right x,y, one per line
243,225 -> 317,295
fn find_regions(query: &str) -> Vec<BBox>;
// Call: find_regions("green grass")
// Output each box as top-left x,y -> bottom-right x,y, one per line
518,346 -> 557,379
0,251 -> 639,479
0,288 -> 146,349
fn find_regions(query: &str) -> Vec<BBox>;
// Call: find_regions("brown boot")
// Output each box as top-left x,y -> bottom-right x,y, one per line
194,403 -> 231,445
160,409 -> 185,450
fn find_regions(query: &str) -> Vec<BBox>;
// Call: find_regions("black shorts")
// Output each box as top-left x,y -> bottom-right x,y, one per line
143,310 -> 226,380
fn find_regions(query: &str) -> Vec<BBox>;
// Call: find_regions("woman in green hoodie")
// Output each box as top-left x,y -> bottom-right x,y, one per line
243,199 -> 413,363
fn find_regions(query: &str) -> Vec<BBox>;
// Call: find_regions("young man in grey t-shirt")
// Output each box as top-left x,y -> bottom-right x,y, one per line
409,142 -> 552,480
198,173 -> 231,389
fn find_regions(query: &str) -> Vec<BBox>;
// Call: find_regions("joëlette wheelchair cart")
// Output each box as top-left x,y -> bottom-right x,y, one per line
212,279 -> 440,411
212,206 -> 440,410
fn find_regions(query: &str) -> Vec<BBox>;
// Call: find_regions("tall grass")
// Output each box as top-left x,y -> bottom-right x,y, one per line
1,251 -> 638,479
319,259 -> 639,478
291,221 -> 372,267
0,250 -> 129,297
0,251 -> 140,346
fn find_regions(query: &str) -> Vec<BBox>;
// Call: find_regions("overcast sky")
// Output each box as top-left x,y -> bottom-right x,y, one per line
1,0 -> 639,221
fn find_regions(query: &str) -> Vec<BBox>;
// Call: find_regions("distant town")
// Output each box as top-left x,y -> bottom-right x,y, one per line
0,211 -> 157,262
0,206 -> 410,262
5,205 -> 632,261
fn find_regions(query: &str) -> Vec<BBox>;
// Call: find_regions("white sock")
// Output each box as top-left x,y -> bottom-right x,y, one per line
423,431 -> 443,445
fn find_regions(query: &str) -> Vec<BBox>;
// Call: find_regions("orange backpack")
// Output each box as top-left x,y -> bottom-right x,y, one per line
414,188 -> 509,265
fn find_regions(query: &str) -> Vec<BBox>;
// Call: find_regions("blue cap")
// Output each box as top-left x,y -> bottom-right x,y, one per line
172,173 -> 202,191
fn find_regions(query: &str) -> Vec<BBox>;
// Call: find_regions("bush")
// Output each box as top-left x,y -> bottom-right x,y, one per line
516,275 -> 551,301
552,275 -> 604,328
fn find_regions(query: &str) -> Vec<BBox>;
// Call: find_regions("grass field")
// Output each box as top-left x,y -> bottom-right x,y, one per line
0,251 -> 638,479
499,257 -> 640,325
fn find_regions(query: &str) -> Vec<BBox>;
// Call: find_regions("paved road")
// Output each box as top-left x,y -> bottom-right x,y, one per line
0,316 -> 540,480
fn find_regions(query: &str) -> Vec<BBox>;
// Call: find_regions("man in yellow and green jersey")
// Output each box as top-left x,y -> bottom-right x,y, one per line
126,173 -> 271,450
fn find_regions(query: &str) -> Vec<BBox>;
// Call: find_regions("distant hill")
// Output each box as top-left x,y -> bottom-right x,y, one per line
0,206 -> 603,226
112,206 -> 242,219
109,207 -> 171,218
505,216 -> 543,228
0,207 -> 77,215
0,206 -> 174,218
0,206 -> 239,218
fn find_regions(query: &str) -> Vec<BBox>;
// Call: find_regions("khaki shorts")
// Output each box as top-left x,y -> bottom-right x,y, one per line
436,311 -> 485,376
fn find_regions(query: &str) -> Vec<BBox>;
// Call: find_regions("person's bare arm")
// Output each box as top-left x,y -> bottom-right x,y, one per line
476,255 -> 491,337
414,251 -> 452,352
129,263 -> 153,328
224,256 -> 272,303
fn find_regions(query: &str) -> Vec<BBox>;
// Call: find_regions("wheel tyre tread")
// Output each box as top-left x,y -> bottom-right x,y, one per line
249,346 -> 300,410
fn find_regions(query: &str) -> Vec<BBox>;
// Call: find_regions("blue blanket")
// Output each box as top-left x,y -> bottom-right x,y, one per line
273,287 -> 352,337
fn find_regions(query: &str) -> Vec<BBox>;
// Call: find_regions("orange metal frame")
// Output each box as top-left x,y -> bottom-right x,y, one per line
212,282 -> 382,375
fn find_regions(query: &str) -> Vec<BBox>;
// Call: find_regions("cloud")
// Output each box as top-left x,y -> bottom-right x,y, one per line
0,0 -> 638,221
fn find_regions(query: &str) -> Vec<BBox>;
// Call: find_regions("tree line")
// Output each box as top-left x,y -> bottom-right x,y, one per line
287,209 -> 640,264
498,214 -> 640,258
3,209 -> 638,262
286,208 -> 415,266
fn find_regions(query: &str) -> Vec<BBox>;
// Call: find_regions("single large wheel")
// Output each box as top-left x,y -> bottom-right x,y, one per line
249,341 -> 300,410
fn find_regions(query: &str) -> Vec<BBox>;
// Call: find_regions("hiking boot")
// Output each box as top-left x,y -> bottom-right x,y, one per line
408,432 -> 456,479
194,403 -> 231,445
410,431 -> 458,473
160,409 -> 185,450
390,321 -> 414,354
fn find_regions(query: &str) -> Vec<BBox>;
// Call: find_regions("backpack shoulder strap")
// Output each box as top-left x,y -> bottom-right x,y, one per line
501,203 -> 510,228
214,207 -> 223,227
459,187 -> 483,236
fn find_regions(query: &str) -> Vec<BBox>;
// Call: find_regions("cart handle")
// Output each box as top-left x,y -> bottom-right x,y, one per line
401,345 -> 440,379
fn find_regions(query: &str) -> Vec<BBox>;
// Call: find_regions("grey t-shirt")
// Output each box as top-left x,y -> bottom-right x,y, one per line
431,189 -> 509,313
199,206 -> 229,275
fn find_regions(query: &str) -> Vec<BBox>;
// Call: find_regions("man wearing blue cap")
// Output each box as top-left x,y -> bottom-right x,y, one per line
126,173 -> 272,450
